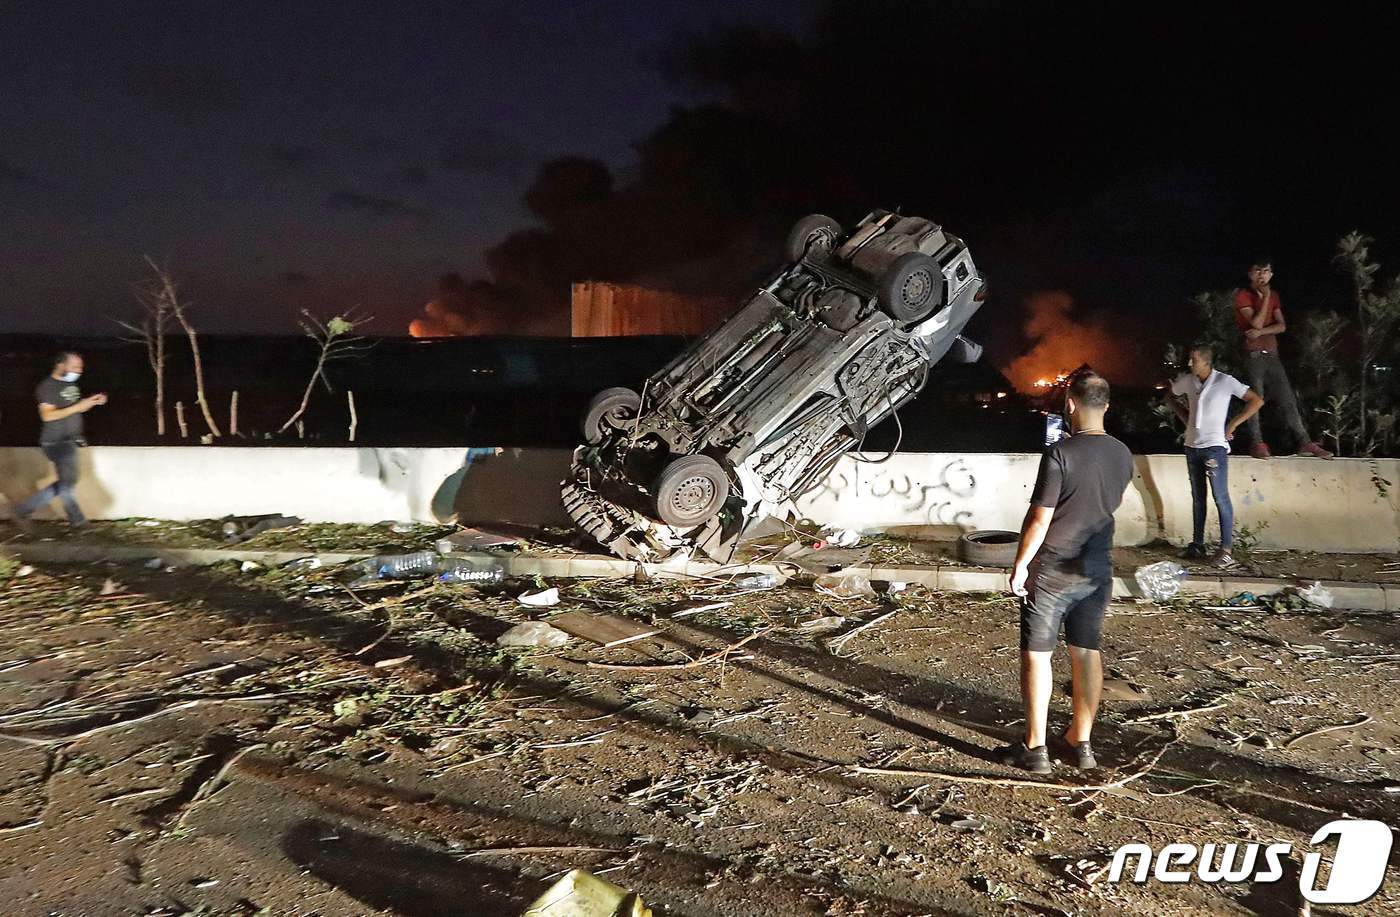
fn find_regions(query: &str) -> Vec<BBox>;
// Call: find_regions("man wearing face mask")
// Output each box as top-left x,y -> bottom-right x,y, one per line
9,351 -> 107,529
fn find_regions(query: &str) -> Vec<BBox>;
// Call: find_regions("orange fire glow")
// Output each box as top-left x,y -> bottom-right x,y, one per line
1003,291 -> 1134,393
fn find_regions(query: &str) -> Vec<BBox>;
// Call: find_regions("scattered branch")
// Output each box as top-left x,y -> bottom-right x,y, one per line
1284,714 -> 1372,749
587,626 -> 774,672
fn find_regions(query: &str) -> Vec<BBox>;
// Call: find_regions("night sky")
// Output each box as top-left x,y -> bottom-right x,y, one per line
4,1 -> 1399,381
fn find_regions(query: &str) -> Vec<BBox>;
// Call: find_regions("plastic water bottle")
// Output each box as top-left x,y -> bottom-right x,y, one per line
370,551 -> 439,579
366,552 -> 505,584
437,560 -> 505,585
732,573 -> 779,589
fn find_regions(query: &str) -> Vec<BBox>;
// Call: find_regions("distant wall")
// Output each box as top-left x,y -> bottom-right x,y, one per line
571,282 -> 730,337
1,448 -> 1395,553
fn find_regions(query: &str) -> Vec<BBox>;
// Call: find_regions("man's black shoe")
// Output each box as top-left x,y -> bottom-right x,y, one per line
1053,736 -> 1099,770
1180,543 -> 1207,560
995,741 -> 1052,774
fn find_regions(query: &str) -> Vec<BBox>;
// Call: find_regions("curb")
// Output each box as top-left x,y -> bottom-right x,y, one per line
6,543 -> 1395,612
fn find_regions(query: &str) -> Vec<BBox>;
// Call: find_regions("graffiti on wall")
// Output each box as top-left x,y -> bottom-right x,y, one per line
809,458 -> 980,527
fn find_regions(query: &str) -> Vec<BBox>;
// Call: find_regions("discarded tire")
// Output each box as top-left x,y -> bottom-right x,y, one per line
878,251 -> 944,323
654,455 -> 730,528
582,387 -> 641,444
784,214 -> 843,263
957,530 -> 1019,568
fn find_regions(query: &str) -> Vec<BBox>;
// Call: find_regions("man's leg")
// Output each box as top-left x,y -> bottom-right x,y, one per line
1058,578 -> 1110,768
1185,448 -> 1208,550
48,444 -> 86,527
1264,354 -> 1313,451
1207,447 -> 1234,551
1065,645 -> 1103,744
1021,650 -> 1054,748
13,482 -> 59,519
1243,353 -> 1268,449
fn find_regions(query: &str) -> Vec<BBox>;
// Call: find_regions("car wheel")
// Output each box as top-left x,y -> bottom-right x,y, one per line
878,252 -> 944,323
785,214 -> 843,263
654,455 -> 730,528
957,530 -> 1020,568
581,387 -> 641,444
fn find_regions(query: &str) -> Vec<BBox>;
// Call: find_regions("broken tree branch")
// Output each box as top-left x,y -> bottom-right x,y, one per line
826,609 -> 897,654
587,627 -> 774,672
1284,714 -> 1372,749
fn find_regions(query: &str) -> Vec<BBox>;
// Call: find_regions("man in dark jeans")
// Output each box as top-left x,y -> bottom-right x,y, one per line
1233,258 -> 1331,459
1169,344 -> 1265,568
11,351 -> 107,528
1001,372 -> 1133,774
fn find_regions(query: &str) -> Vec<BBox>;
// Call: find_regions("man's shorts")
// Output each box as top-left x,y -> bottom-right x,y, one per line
1020,561 -> 1111,652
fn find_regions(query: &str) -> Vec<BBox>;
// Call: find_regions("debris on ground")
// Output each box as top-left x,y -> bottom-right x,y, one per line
221,513 -> 302,544
549,611 -> 660,647
437,526 -> 527,552
1133,560 -> 1186,601
814,567 -> 877,599
523,869 -> 651,917
518,587 -> 562,607
497,620 -> 573,648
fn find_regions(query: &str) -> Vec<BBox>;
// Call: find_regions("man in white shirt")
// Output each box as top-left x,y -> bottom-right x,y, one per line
1168,344 -> 1265,568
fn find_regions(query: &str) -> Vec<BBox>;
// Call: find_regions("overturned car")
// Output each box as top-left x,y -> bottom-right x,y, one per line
562,209 -> 988,560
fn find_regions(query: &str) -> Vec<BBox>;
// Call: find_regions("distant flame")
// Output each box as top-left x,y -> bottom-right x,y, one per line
1003,291 -> 1135,393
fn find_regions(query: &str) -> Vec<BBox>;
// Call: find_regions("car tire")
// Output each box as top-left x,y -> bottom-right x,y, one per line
785,214 -> 843,263
582,387 -> 641,444
878,251 -> 944,323
957,530 -> 1020,568
654,455 -> 730,528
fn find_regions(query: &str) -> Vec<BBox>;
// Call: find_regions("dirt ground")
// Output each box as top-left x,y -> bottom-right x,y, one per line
7,517 -> 1399,586
2,549 -> 1399,916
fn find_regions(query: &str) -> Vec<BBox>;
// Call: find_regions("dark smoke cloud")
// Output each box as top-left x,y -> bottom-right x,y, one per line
413,1 -> 1400,350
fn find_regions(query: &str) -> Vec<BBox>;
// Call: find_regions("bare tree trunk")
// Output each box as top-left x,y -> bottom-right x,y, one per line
229,390 -> 239,437
154,329 -> 166,436
279,350 -> 328,434
347,390 -> 358,442
175,401 -> 188,438
153,265 -> 220,439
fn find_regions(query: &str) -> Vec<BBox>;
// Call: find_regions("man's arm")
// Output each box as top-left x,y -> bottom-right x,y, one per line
38,395 -> 102,422
1010,505 -> 1055,596
1226,390 -> 1265,440
1167,393 -> 1190,425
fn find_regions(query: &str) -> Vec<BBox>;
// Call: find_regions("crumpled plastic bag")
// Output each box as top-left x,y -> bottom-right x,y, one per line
497,621 -> 571,649
518,587 -> 561,607
1134,560 -> 1186,601
814,567 -> 876,599
1299,581 -> 1334,608
826,528 -> 861,548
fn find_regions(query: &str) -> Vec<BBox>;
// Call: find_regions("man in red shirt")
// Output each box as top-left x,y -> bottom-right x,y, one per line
1233,258 -> 1332,459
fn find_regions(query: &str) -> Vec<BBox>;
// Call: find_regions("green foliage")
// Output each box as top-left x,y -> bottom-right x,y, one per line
1232,520 -> 1269,563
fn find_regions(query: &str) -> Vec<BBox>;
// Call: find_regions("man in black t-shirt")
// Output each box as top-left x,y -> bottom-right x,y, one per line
998,372 -> 1133,774
9,352 -> 106,529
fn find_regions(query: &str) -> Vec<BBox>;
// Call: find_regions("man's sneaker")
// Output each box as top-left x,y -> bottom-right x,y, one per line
995,741 -> 1052,774
1180,543 -> 1208,560
1250,442 -> 1271,459
1212,550 -> 1237,569
1296,441 -> 1334,459
1055,736 -> 1099,770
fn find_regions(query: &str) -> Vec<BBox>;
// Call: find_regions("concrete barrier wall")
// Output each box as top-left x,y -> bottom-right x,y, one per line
0,447 -> 1395,553
794,452 -> 1400,553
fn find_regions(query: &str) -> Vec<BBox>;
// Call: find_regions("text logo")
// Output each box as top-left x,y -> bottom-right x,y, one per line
1107,819 -> 1391,905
